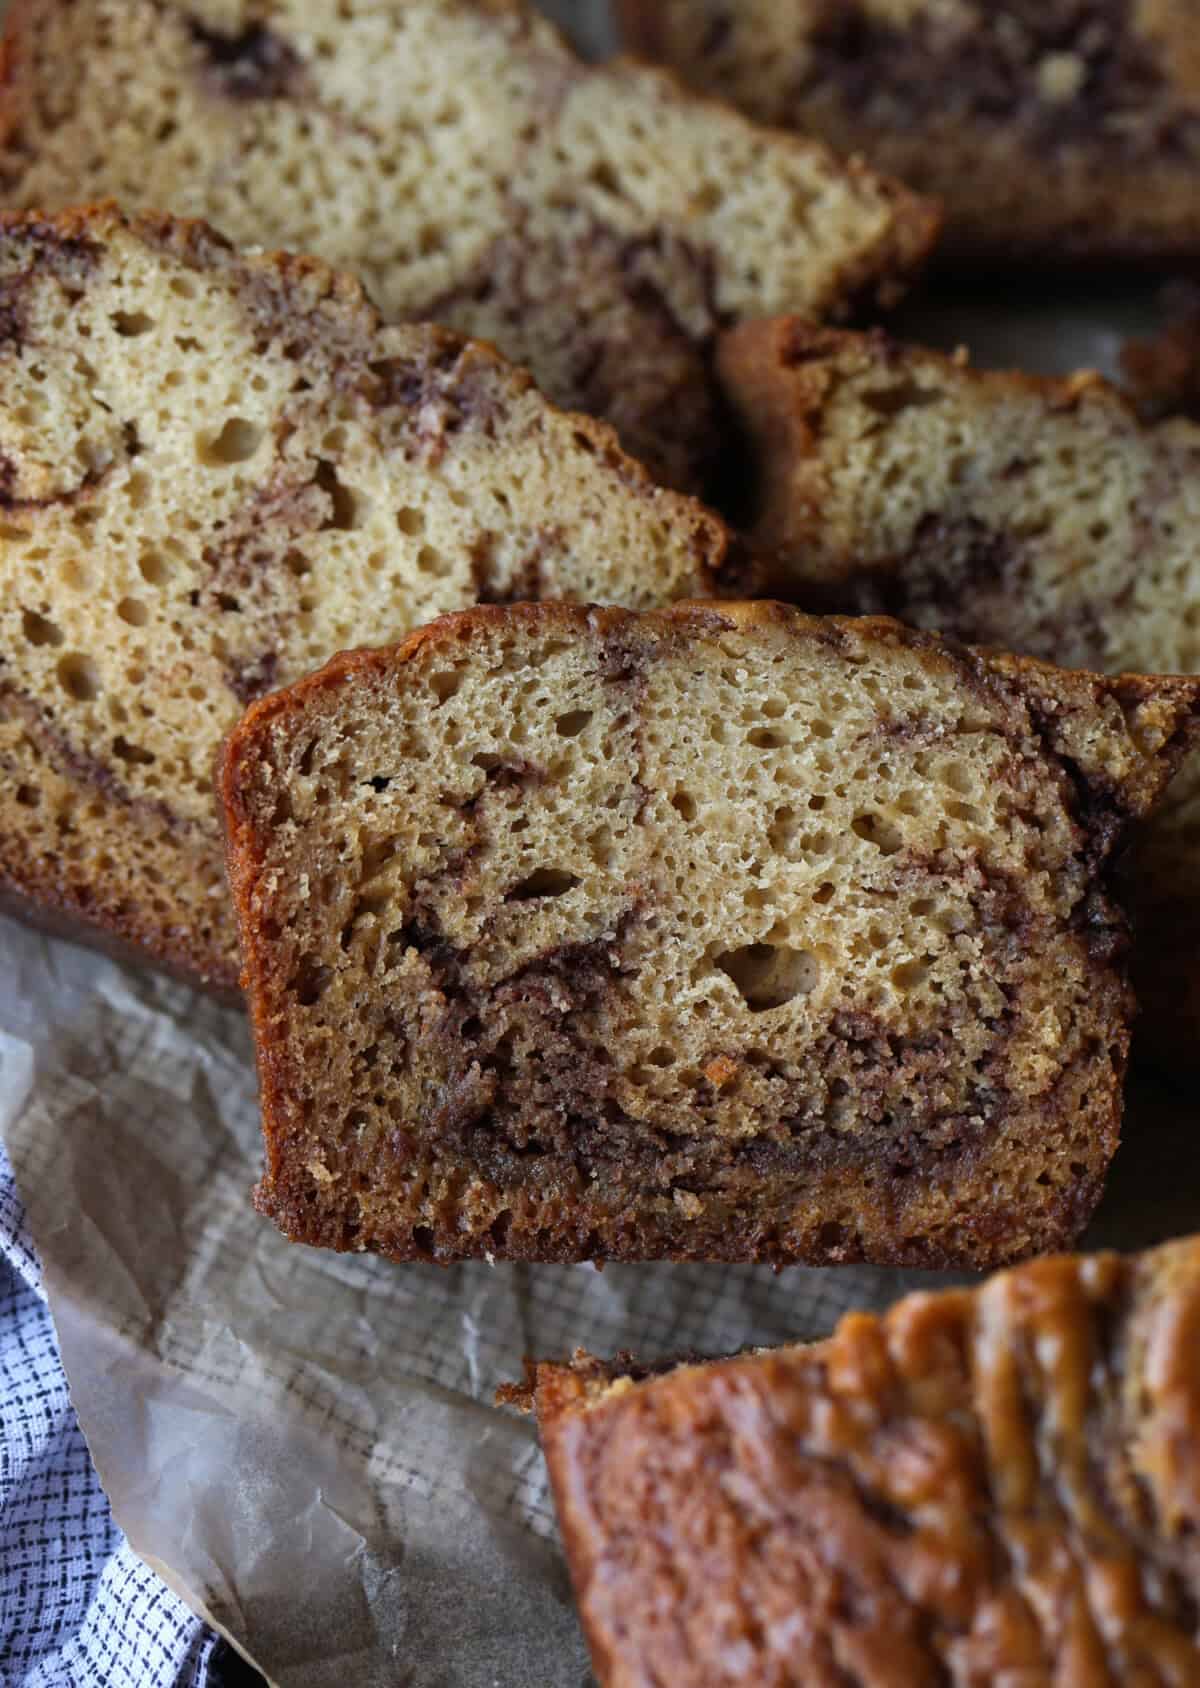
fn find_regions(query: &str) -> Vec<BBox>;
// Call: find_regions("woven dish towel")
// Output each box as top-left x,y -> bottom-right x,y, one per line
0,1138 -> 244,1688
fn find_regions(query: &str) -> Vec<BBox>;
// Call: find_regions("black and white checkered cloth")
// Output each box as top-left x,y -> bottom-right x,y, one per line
0,1141 -> 242,1687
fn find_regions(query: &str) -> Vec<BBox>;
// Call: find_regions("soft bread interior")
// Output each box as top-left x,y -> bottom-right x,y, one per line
224,602 -> 1195,1265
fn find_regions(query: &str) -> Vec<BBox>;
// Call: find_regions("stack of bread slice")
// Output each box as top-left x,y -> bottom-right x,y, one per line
7,3 -> 1200,1680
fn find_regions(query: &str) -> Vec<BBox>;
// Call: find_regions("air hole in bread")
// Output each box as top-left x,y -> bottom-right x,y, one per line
506,868 -> 580,902
137,548 -> 172,586
115,597 -> 148,628
111,310 -> 154,337
892,959 -> 930,992
198,417 -> 264,466
361,838 -> 397,878
57,652 -> 100,702
851,812 -> 904,854
940,761 -> 973,795
417,545 -> 451,578
861,381 -> 943,418
716,942 -> 821,1010
313,459 -> 366,530
112,735 -> 155,767
429,671 -> 461,704
291,955 -> 332,1005
22,610 -> 63,647
589,159 -> 621,195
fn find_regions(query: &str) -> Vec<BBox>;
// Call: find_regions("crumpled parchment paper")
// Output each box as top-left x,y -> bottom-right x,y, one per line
2,919 -> 1192,1688
1,4 -> 1194,1683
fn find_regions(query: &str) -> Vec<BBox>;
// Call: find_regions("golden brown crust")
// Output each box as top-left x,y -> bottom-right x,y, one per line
0,874 -> 239,993
224,596 -> 1200,843
0,855 -> 240,994
536,1237 -> 1200,1687
223,599 -> 1200,1268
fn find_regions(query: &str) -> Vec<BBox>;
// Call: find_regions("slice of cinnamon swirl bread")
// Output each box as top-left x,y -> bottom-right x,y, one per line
621,0 -> 1200,268
0,0 -> 937,493
532,1234 -> 1200,1686
0,203 -> 742,990
221,599 -> 1199,1268
716,317 -> 1200,1066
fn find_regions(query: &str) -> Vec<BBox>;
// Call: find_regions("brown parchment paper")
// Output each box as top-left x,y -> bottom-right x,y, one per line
2,4 -> 1197,1683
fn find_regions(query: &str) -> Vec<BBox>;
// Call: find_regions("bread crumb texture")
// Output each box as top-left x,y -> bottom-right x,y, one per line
621,0 -> 1200,263
717,318 -> 1200,1064
0,203 -> 735,986
222,600 -> 1200,1268
536,1234 -> 1200,1686
0,0 -> 936,490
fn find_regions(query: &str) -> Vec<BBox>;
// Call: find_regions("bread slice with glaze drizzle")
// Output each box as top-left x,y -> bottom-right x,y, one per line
532,1234 -> 1200,1686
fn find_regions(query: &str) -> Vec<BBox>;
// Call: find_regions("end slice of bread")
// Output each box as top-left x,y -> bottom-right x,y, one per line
534,1235 -> 1200,1686
0,0 -> 938,493
620,0 -> 1200,267
221,599 -> 1200,1268
0,202 -> 743,989
716,318 -> 1200,1067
